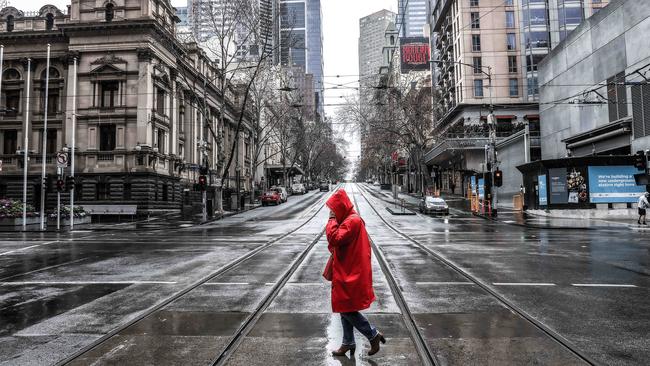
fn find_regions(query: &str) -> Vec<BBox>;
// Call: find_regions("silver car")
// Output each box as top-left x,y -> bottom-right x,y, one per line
419,196 -> 449,215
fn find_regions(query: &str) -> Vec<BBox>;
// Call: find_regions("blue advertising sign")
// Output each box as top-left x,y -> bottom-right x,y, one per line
538,175 -> 547,206
478,178 -> 484,199
471,176 -> 477,193
588,166 -> 646,203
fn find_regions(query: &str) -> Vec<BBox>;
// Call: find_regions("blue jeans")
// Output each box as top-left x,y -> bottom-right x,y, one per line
340,312 -> 378,346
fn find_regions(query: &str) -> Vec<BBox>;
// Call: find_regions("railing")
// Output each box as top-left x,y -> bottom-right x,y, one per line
97,152 -> 114,162
32,155 -> 54,164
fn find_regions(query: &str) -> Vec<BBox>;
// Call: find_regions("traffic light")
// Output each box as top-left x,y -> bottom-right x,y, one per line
65,176 -> 75,191
198,175 -> 207,191
634,150 -> 647,171
494,169 -> 503,187
56,177 -> 65,192
42,174 -> 53,192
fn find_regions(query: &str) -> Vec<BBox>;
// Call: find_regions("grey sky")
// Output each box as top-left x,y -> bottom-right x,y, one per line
16,0 -> 398,170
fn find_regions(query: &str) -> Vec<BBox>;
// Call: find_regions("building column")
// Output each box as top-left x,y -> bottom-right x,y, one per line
136,48 -> 154,147
170,70 -> 178,156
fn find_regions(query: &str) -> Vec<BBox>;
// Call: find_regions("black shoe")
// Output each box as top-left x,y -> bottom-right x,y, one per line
644,222 -> 647,225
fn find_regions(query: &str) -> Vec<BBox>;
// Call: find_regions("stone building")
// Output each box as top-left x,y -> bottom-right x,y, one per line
0,0 -> 256,215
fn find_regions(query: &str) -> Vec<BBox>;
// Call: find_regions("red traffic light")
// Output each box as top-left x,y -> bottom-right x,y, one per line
198,175 -> 207,190
56,178 -> 65,192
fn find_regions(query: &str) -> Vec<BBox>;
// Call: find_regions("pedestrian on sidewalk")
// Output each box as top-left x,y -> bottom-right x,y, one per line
638,192 -> 649,225
323,189 -> 385,357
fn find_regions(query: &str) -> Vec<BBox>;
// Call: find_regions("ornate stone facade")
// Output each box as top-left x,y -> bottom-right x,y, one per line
0,0 -> 255,214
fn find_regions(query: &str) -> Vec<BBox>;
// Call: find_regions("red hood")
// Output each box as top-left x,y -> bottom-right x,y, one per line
326,189 -> 356,223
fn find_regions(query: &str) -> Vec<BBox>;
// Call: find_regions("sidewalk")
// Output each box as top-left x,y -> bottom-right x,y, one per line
363,184 -> 648,231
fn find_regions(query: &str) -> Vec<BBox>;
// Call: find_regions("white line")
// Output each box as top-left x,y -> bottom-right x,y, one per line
0,281 -> 178,285
415,282 -> 474,285
571,284 -> 637,288
0,257 -> 90,281
286,282 -> 326,285
0,241 -> 58,256
493,282 -> 556,286
203,282 -> 251,285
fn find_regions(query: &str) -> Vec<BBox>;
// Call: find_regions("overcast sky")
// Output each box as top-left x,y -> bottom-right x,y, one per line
17,0 -> 397,172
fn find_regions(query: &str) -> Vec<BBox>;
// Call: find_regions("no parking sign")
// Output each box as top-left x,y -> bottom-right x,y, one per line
56,152 -> 68,168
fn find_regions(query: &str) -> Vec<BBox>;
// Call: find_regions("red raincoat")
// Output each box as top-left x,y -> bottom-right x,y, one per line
325,189 -> 375,313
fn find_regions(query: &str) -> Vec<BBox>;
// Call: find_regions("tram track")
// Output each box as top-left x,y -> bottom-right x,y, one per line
354,183 -> 600,366
56,187 -> 339,366
348,184 -> 440,366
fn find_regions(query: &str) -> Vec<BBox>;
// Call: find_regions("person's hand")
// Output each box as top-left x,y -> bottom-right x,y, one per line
329,210 -> 336,219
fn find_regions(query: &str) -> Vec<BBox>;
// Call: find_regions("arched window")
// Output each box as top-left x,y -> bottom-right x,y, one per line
6,15 -> 14,32
45,13 -> 54,30
105,3 -> 114,22
3,68 -> 21,80
390,35 -> 395,45
40,67 -> 60,80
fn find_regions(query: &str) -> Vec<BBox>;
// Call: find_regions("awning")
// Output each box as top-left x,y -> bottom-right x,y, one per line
265,165 -> 305,177
562,119 -> 632,156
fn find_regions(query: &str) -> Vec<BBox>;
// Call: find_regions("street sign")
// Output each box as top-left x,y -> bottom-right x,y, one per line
56,152 -> 68,168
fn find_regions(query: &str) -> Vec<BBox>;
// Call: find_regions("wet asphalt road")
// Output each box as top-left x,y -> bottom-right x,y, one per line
0,184 -> 648,366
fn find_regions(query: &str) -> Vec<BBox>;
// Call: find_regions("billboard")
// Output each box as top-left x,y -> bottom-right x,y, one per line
588,166 -> 646,203
538,175 -> 547,206
549,168 -> 568,204
478,178 -> 484,199
471,176 -> 476,193
400,37 -> 430,73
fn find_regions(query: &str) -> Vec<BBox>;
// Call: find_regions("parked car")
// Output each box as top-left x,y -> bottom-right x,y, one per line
319,181 -> 330,192
419,196 -> 449,215
271,186 -> 288,202
261,190 -> 282,206
292,183 -> 306,195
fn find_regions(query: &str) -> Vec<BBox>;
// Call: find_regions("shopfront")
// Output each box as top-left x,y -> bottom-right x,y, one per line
517,156 -> 648,210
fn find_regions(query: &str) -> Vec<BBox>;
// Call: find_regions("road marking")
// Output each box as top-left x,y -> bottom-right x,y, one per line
286,282 -> 325,285
415,282 -> 474,285
571,284 -> 637,288
493,282 -> 556,286
204,282 -> 251,285
0,241 -> 58,256
0,281 -> 178,285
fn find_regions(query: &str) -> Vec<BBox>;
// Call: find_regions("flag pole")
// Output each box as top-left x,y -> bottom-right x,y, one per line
70,57 -> 77,230
40,44 -> 51,231
22,58 -> 31,230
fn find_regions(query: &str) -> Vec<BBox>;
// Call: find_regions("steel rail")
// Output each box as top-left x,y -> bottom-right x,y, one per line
211,226 -> 327,365
57,187 -> 339,366
355,183 -> 600,366
349,184 -> 440,366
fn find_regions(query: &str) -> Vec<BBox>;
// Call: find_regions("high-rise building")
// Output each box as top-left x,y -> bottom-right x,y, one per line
359,9 -> 396,90
425,0 -> 610,202
187,0 -> 280,62
280,0 -> 323,119
397,0 -> 428,37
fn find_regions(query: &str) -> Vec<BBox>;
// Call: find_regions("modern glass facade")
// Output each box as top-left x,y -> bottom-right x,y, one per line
398,0 -> 428,37
280,0 -> 323,118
